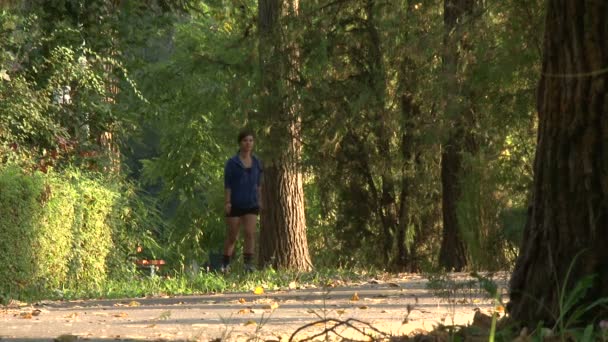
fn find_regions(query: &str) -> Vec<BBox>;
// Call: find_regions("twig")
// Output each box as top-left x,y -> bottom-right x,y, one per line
289,317 -> 389,342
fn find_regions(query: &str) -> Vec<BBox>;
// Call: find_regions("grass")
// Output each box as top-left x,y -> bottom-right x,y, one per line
2,266 -> 380,303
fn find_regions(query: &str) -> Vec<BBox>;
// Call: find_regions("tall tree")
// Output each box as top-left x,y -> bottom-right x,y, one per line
298,0 -> 443,270
257,0 -> 312,271
438,0 -> 476,271
509,0 -> 608,325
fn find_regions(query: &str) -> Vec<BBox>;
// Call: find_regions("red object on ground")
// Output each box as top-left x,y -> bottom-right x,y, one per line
135,259 -> 166,266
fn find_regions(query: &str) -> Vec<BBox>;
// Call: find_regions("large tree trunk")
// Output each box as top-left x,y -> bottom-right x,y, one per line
438,0 -> 475,271
508,0 -> 608,326
257,0 -> 312,271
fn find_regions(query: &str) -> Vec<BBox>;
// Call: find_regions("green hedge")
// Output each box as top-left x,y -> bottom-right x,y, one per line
0,166 -> 139,297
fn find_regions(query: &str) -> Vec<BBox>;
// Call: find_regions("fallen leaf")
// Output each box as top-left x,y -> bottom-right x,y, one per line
288,281 -> 297,289
20,312 -> 33,319
113,312 -> 128,318
32,309 -> 42,316
336,309 -> 346,315
253,286 -> 264,295
495,305 -> 505,313
244,320 -> 257,326
237,309 -> 250,315
306,309 -> 316,314
358,306 -> 369,310
238,298 -> 247,304
350,293 -> 360,301
128,301 -> 141,307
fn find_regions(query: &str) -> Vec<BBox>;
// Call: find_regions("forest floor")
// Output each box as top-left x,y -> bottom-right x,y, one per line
0,272 -> 509,341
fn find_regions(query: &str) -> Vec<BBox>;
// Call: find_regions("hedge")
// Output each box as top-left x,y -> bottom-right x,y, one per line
0,166 -> 136,296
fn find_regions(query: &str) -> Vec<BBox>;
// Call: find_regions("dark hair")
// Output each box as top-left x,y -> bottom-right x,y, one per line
237,129 -> 255,144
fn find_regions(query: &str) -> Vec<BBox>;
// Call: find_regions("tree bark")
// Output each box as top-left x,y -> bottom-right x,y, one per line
257,0 -> 312,271
438,0 -> 475,271
508,0 -> 608,326
439,138 -> 468,270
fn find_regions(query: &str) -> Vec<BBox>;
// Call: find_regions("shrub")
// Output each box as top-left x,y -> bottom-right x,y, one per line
0,165 -> 151,298
0,166 -> 48,295
64,172 -> 118,290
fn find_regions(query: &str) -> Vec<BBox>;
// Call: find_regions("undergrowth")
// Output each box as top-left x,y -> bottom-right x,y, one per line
3,267 -> 378,303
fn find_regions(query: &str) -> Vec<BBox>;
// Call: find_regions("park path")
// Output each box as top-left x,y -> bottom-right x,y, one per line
0,273 -> 507,341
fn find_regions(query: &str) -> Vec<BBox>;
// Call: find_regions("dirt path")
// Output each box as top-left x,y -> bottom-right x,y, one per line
0,273 -> 508,341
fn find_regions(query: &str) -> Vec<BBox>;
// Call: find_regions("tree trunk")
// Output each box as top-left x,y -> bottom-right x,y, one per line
258,145 -> 311,270
257,0 -> 312,271
508,0 -> 608,326
439,138 -> 468,270
438,0 -> 475,271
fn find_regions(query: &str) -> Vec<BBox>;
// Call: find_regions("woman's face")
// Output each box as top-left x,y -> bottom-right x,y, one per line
240,135 -> 254,153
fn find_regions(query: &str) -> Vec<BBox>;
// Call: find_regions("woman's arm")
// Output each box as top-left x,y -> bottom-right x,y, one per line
224,188 -> 232,214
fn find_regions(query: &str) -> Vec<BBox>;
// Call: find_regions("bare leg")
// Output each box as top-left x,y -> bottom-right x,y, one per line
241,214 -> 257,256
224,217 -> 241,257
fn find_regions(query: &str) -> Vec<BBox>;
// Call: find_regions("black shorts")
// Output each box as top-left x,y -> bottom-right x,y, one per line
226,207 -> 259,217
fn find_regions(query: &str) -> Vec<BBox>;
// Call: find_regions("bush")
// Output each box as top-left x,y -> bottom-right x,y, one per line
64,172 -> 118,290
0,166 -> 48,295
0,166 -> 150,298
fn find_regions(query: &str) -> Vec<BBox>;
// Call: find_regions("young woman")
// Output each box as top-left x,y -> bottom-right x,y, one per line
221,129 -> 263,273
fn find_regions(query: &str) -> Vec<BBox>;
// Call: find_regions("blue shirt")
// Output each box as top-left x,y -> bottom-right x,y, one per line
224,154 -> 263,209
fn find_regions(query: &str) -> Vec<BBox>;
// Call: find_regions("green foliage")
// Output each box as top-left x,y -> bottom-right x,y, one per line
552,252 -> 608,338
0,5 -> 144,172
0,165 -> 156,299
0,0 -> 545,282
55,267 -> 377,301
64,171 -> 117,288
118,1 -> 258,261
0,166 -> 49,295
457,152 -> 519,270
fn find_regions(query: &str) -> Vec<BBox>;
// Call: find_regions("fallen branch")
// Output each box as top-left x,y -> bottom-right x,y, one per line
288,317 -> 389,342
